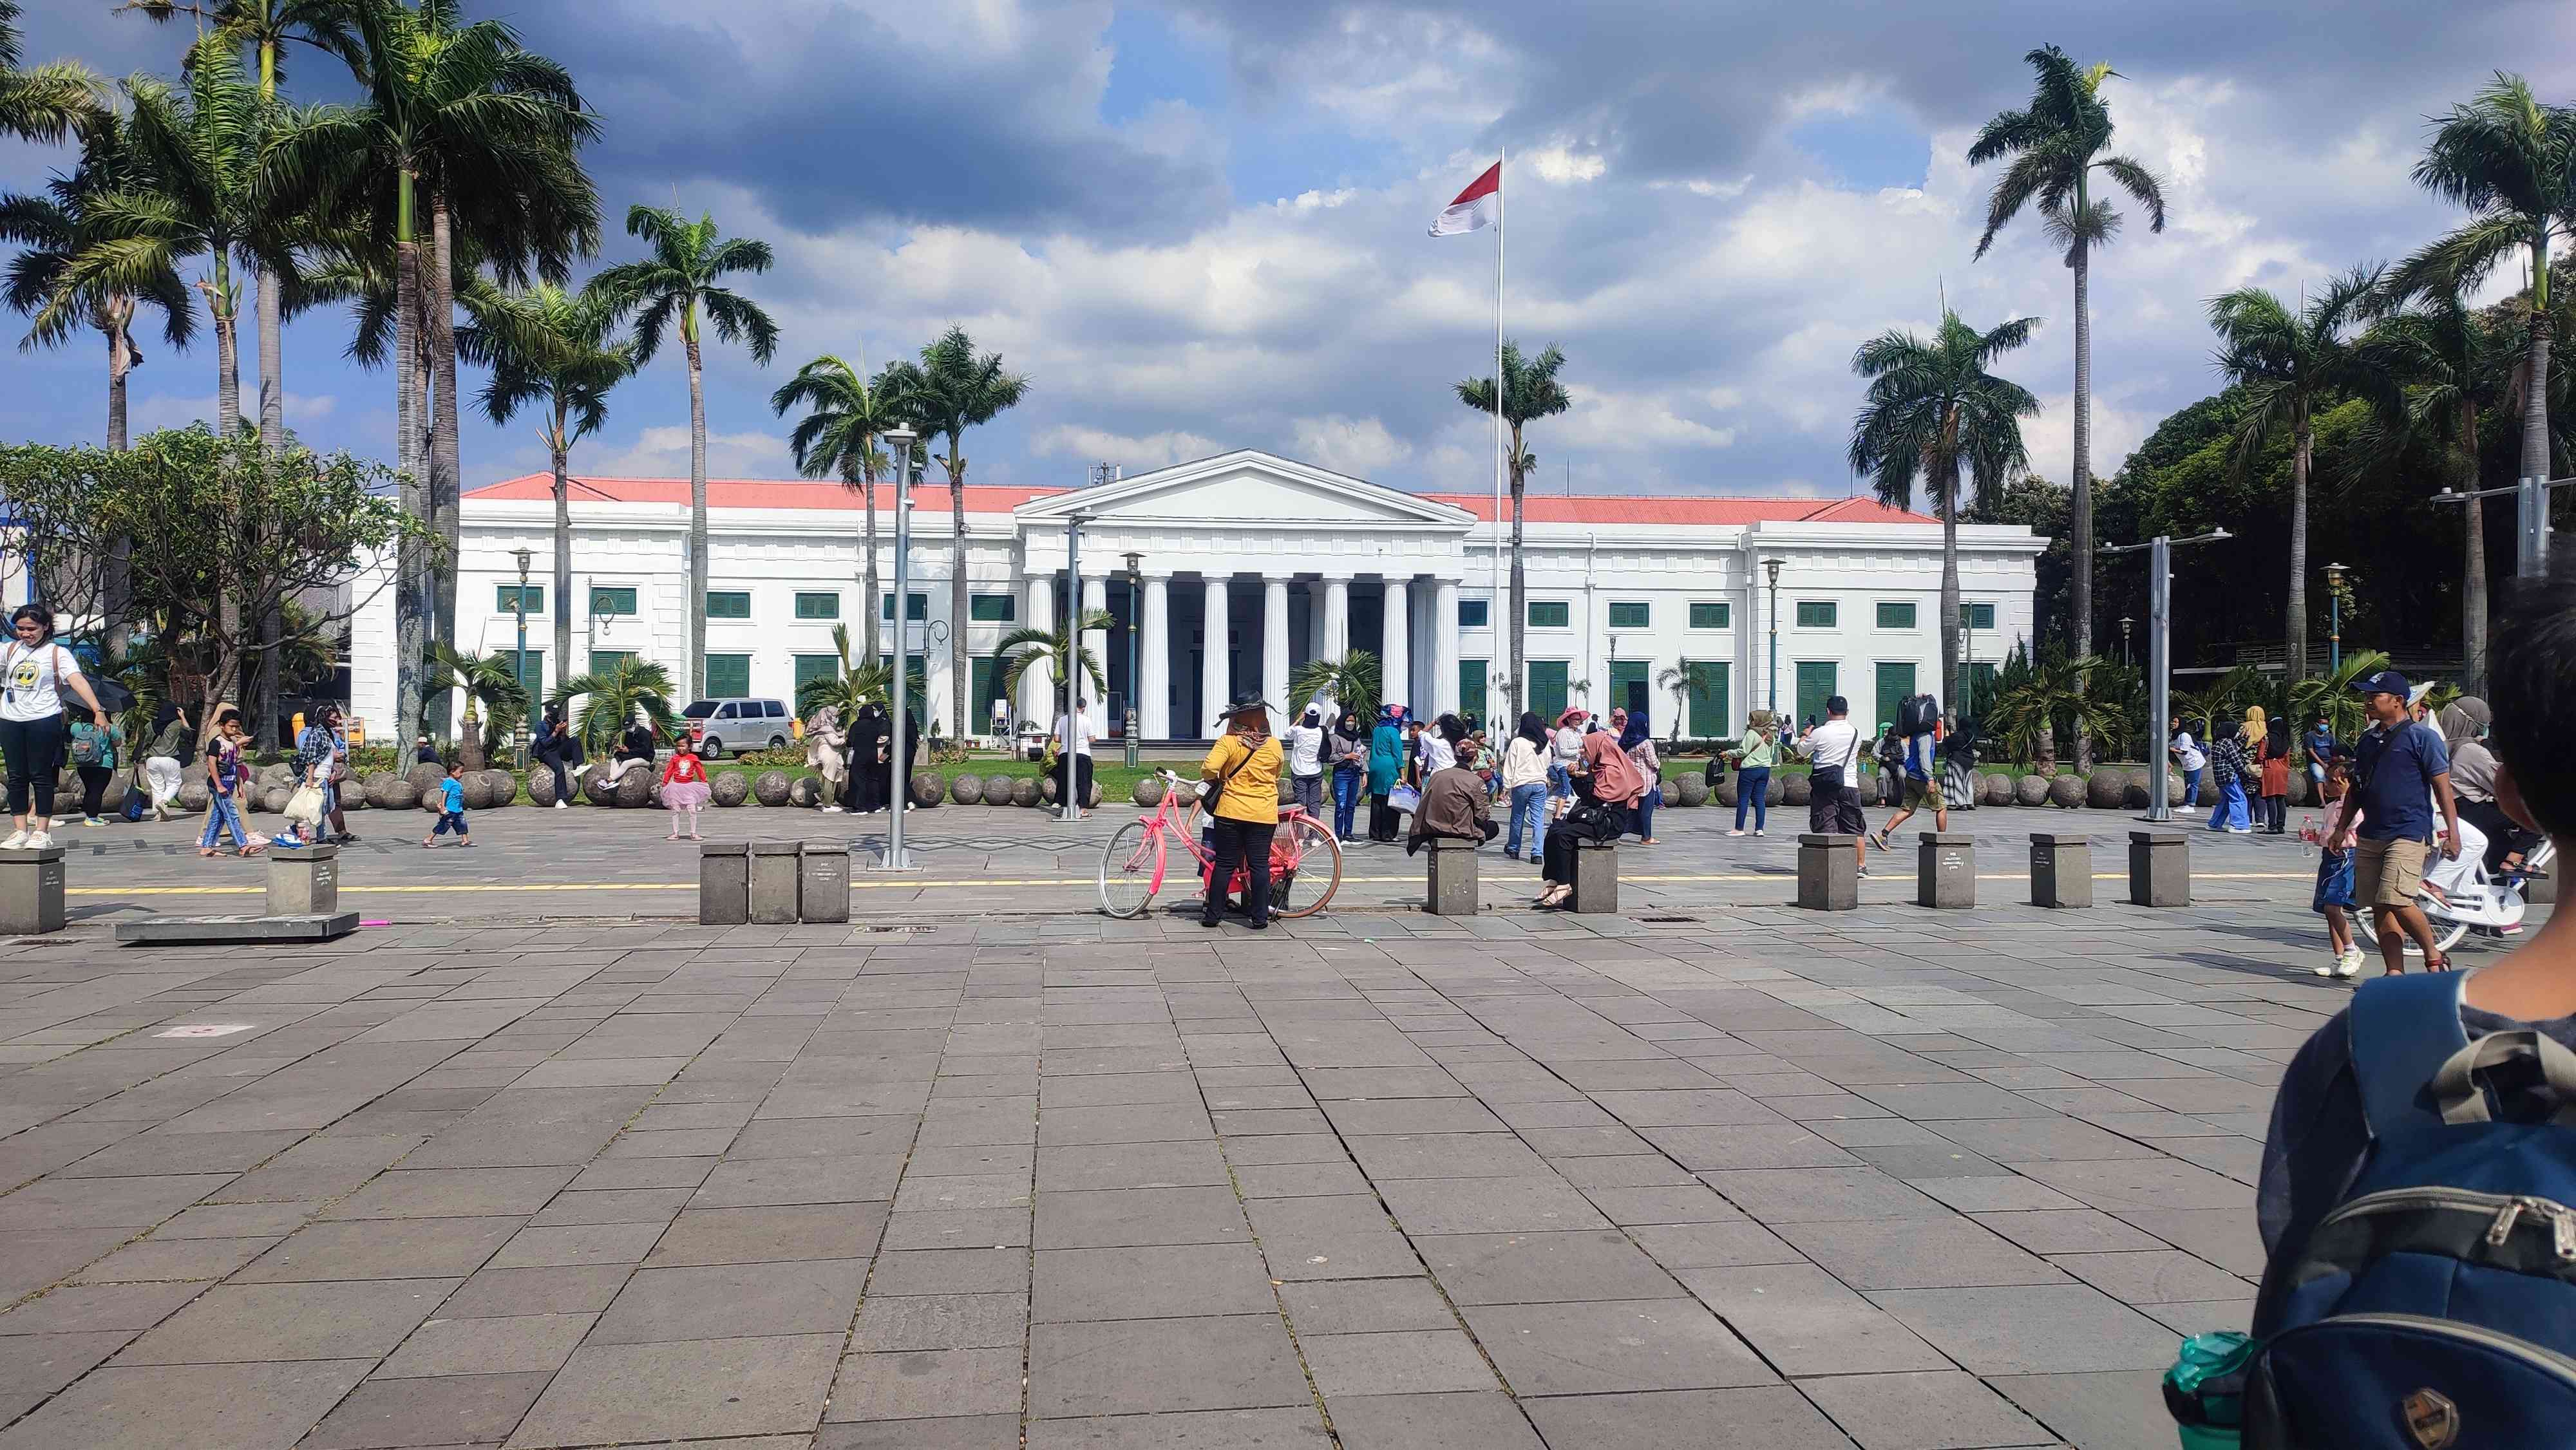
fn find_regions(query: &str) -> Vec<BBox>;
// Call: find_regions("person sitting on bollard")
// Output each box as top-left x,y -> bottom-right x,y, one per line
806,705 -> 849,813
1408,740 -> 1499,856
1535,728 -> 1645,910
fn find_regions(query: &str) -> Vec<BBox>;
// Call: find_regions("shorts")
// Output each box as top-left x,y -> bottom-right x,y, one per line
2311,849 -> 2355,912
1903,776 -> 1944,811
1808,782 -> 1864,837
2353,836 -> 2428,907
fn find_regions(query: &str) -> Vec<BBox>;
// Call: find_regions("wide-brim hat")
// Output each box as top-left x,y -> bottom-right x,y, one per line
1213,696 -> 1274,724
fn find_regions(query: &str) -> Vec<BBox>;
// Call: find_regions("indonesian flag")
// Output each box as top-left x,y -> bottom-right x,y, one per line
1429,160 -> 1500,236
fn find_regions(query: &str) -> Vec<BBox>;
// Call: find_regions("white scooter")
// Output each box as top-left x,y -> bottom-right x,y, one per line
2356,821 -> 2555,956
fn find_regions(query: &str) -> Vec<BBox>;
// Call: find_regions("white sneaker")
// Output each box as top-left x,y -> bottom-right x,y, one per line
553,800 -> 569,810
26,832 -> 51,851
0,830 -> 26,849
1754,829 -> 1766,837
821,805 -> 844,813
2334,946 -> 2365,979
1726,829 -> 1744,838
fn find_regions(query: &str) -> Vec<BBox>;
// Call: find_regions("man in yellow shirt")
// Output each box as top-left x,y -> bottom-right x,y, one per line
1200,697 -> 1283,930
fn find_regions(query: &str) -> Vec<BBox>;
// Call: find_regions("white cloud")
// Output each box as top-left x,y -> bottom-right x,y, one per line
1034,426 -> 1223,470
1288,415 -> 1412,476
1530,146 -> 1607,184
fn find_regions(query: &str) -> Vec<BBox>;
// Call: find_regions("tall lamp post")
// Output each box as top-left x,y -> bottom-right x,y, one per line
1059,513 -> 1095,822
511,548 -> 532,764
2320,562 -> 2348,675
2101,527 -> 2231,822
878,428 -> 919,871
2120,615 -> 2134,668
1123,551 -> 1142,768
1763,556 -> 1782,717
2434,475 -> 2571,581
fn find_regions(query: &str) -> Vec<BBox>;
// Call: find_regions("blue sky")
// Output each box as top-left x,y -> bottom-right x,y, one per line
5,0 -> 2573,504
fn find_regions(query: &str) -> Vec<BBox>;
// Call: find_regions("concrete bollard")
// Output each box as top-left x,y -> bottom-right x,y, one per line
748,841 -> 802,924
1797,834 -> 1859,910
0,847 -> 65,934
266,844 -> 339,917
2028,833 -> 2093,909
1425,838 -> 1479,916
799,842 -> 851,923
699,842 -> 750,926
1570,839 -> 1619,914
2129,831 -> 2190,907
1916,832 -> 1975,909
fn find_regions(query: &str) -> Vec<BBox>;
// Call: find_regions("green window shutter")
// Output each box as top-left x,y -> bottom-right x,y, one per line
1528,661 -> 1569,720
1607,601 -> 1649,629
881,593 -> 928,621
1527,601 -> 1570,628
971,656 -> 1007,726
792,654 -> 840,693
878,654 -> 928,718
1688,601 -> 1729,630
1795,601 -> 1836,628
703,654 -> 751,699
1458,599 -> 1490,628
1608,659 -> 1649,717
1961,602 -> 1996,631
588,650 -> 634,675
970,594 -> 1016,623
794,592 -> 839,620
1873,661 -> 1917,735
589,586 -> 637,617
705,591 -> 751,619
1459,659 -> 1487,725
1794,661 -> 1838,727
1685,662 -> 1728,738
1875,601 -> 1916,630
497,584 -> 544,614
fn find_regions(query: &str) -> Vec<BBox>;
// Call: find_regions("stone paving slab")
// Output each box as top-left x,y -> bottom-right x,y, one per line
0,877 -> 2535,1449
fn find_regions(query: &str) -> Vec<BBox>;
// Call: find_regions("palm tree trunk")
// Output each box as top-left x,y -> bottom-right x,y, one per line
949,453 -> 969,739
858,462 -> 880,663
2286,413 -> 2311,681
2521,287 -> 2554,528
106,306 -> 133,453
212,266 -> 240,442
392,227 -> 427,754
1938,467 -> 1961,713
1508,424 -> 1526,720
256,263 -> 283,457
103,311 -> 134,664
685,332 -> 708,699
551,420 -> 573,699
2070,232 -> 2094,767
2461,398 -> 2486,695
426,196 -> 463,739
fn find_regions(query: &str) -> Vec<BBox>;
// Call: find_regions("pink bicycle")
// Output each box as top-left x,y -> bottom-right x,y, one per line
1097,769 -> 1344,919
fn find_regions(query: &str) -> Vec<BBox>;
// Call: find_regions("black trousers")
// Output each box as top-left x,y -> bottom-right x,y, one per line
1202,815 -> 1273,926
544,755 -> 572,804
1542,818 -> 1595,885
1063,753 -> 1093,805
0,716 -> 63,817
77,764 -> 112,817
2262,794 -> 2287,833
1367,795 -> 1397,841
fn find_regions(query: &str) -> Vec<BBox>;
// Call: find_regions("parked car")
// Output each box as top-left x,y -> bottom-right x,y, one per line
681,698 -> 793,758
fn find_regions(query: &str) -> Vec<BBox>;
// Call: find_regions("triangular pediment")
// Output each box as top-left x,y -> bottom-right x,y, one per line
1014,450 -> 1473,528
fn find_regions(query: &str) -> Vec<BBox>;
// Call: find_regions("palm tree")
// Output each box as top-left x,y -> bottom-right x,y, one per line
1985,651 -> 2126,770
546,655 -> 680,760
995,610 -> 1112,713
2289,649 -> 2392,745
1455,341 -> 1570,719
900,326 -> 1028,737
791,623 -> 896,722
592,205 -> 777,701
1968,44 -> 2168,673
2387,76 -> 2576,557
1848,310 -> 2041,711
1288,650 -> 1381,726
1656,661 -> 1719,744
2208,268 -> 2391,682
422,640 -> 529,771
0,0 -> 101,145
770,355 -> 909,661
460,280 -> 632,697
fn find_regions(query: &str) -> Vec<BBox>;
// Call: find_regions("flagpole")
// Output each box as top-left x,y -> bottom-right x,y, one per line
1493,146 -> 1507,722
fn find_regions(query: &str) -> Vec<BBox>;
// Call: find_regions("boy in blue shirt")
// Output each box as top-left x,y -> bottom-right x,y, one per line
419,761 -> 473,849
1866,707 -> 1946,851
2323,669 -> 2460,974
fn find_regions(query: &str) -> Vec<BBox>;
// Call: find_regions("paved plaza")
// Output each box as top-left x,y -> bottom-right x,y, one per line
0,803 -> 2485,1450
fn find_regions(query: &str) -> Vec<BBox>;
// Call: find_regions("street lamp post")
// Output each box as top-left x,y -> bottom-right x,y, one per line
2120,615 -> 2134,668
2101,528 -> 2232,822
878,428 -> 919,871
1123,551 -> 1142,769
2321,562 -> 2348,675
1763,556 -> 1782,717
2434,476 -> 2573,580
1060,514 -> 1094,822
511,548 -> 532,765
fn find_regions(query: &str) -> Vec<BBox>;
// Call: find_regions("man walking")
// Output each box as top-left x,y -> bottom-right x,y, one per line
1794,695 -> 1870,876
2324,669 -> 2462,974
1868,707 -> 1946,851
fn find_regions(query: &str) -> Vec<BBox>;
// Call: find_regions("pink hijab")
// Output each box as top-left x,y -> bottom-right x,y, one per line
1581,730 -> 1648,806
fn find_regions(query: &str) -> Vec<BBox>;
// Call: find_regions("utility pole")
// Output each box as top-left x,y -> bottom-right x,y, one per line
2101,529 -> 2231,822
878,428 -> 919,871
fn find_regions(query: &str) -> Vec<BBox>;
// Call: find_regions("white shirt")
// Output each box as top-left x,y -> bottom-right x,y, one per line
1419,734 -> 1455,775
1285,724 -> 1325,777
1551,726 -> 1584,763
1051,715 -> 1095,756
0,641 -> 80,723
2171,731 -> 2206,772
1502,737 -> 1549,789
990,699 -> 1010,726
1797,719 -> 1864,777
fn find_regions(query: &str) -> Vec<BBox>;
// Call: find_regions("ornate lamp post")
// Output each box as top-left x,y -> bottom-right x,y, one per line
2120,615 -> 2134,668
1123,551 -> 1142,768
511,547 -> 533,764
1763,556 -> 1782,717
2321,562 -> 2348,675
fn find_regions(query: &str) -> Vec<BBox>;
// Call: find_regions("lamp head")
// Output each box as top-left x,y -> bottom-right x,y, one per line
512,547 -> 531,576
1763,558 -> 1781,585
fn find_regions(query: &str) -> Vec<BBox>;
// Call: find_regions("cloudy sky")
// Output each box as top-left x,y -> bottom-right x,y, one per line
6,0 -> 2573,504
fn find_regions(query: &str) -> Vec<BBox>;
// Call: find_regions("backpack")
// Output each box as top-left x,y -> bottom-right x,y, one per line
2244,972 -> 2576,1447
66,728 -> 99,767
1897,693 -> 1939,736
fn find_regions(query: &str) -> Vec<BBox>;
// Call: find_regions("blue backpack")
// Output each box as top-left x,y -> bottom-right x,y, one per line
2248,972 -> 2576,1447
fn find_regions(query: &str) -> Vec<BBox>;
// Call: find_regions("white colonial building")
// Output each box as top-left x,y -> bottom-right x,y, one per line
349,449 -> 2043,742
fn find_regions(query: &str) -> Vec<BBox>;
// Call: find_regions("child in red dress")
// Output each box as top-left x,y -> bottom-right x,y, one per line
659,740 -> 711,840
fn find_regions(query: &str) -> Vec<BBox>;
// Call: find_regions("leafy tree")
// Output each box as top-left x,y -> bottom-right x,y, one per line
546,654 -> 679,759
423,640 -> 529,771
891,326 -> 1027,737
0,0 -> 101,145
2289,649 -> 2392,744
1455,340 -> 1571,718
1968,43 -> 2168,674
1983,648 -> 2125,769
1848,309 -> 2041,715
592,205 -> 776,701
1289,650 -> 1382,726
2208,267 -> 2392,681
771,355 -> 909,661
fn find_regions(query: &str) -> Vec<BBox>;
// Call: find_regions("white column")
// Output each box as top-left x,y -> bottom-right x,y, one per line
1323,577 -> 1350,661
1139,576 -> 1170,740
1381,577 -> 1410,713
1021,571 -> 1054,730
1200,576 -> 1230,740
1433,578 -> 1461,717
1305,585 -> 1326,666
1262,578 -> 1291,730
1081,576 -> 1110,738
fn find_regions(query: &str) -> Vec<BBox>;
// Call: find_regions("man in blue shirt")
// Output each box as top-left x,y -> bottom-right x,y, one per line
2300,711 -> 2335,791
2324,669 -> 2461,974
1866,705 -> 1946,850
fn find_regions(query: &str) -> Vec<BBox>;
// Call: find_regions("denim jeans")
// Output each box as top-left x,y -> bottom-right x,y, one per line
1331,767 -> 1361,840
2183,767 -> 2203,807
1631,789 -> 1658,840
1735,767 -> 1770,831
1505,782 -> 1546,858
199,791 -> 249,849
2207,778 -> 2249,831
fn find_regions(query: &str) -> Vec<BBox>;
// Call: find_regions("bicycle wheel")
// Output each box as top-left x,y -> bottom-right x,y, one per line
1098,820 -> 1162,919
2353,898 -> 2470,956
1269,815 -> 1343,919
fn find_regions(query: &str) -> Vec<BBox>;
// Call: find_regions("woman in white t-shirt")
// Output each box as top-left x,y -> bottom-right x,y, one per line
0,605 -> 112,850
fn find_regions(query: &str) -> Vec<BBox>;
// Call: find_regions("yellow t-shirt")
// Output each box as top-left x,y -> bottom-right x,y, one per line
1200,733 -> 1283,824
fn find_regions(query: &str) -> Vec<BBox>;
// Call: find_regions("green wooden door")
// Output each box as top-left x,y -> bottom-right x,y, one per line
1459,659 -> 1487,727
1528,661 -> 1569,720
1873,662 -> 1916,736
1685,661 -> 1728,739
1794,661 -> 1837,729
1609,660 -> 1650,719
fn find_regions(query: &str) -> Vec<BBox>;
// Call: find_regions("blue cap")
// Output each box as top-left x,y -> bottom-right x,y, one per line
2352,669 -> 2410,699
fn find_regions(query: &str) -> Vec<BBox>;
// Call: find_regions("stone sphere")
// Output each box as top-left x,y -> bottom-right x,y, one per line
97,775 -> 128,811
788,777 -> 822,808
711,771 -> 750,807
406,761 -> 446,797
1672,774 -> 1710,807
458,774 -> 495,810
2287,769 -> 2315,807
2047,773 -> 2087,809
612,769 -> 650,809
910,772 -> 945,807
582,771 -> 616,805
752,771 -> 791,807
982,775 -> 1019,806
1085,779 -> 1103,807
339,787 -> 367,813
1782,773 -> 1812,807
2087,770 -> 2126,809
178,778 -> 211,811
2014,773 -> 2050,807
1716,775 -> 1739,807
2124,772 -> 2151,810
1276,775 -> 1296,804
526,769 -> 558,806
1133,776 -> 1166,807
361,773 -> 405,809
487,770 -> 521,807
1010,778 -> 1041,808
1038,774 -> 1059,805
951,773 -> 983,805
258,760 -> 295,790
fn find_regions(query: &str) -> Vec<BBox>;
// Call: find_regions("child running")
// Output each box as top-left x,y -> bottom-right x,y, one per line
419,760 -> 472,848
659,737 -> 710,840
2304,752 -> 2362,978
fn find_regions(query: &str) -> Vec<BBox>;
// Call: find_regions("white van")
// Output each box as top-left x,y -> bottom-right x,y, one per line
681,697 -> 793,758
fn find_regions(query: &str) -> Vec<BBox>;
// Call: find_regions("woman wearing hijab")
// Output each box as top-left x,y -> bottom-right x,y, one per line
1619,708 -> 1662,845
845,702 -> 889,813
1535,728 -> 1650,909
1328,710 -> 1367,842
2440,697 -> 2532,875
1366,706 -> 1406,842
1725,720 -> 1776,837
2206,717 -> 2254,833
1200,697 -> 1285,929
1502,712 -> 1550,863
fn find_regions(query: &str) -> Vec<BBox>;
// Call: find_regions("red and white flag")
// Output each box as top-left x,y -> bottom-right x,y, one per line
1429,160 -> 1500,236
